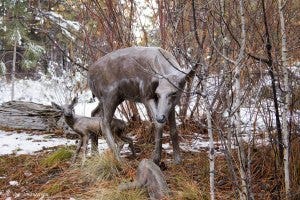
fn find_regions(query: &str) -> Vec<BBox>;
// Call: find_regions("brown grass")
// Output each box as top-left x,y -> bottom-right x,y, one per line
82,150 -> 122,182
0,129 -> 299,199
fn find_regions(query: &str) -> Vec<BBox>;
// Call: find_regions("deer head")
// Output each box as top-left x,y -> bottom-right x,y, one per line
51,97 -> 78,117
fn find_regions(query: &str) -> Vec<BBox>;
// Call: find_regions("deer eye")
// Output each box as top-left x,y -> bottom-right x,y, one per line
154,93 -> 160,102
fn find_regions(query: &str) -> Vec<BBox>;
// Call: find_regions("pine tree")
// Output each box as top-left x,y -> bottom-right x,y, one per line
0,0 -> 45,100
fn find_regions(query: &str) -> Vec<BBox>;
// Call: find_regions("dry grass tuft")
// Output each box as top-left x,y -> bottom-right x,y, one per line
82,151 -> 122,182
172,175 -> 204,200
42,181 -> 65,196
41,147 -> 73,167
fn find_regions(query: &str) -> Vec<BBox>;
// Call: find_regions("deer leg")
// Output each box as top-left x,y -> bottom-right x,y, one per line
91,102 -> 102,155
145,99 -> 163,164
168,108 -> 181,164
81,134 -> 89,164
101,100 -> 121,162
101,119 -> 121,161
90,133 -> 98,155
152,122 -> 164,164
72,135 -> 83,163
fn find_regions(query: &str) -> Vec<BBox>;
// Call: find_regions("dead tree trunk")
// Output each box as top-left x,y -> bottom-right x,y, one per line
0,101 -> 63,131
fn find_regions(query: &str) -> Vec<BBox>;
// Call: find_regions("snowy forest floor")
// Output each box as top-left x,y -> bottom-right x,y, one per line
1,124 -> 299,200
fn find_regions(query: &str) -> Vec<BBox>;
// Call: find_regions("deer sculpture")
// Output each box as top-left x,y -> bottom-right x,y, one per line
51,97 -> 135,163
88,46 -> 196,164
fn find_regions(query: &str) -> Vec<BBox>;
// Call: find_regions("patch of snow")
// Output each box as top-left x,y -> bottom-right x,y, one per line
43,11 -> 81,41
24,172 -> 32,177
11,29 -> 22,45
0,131 -> 75,155
163,132 -> 269,155
8,181 -> 19,186
27,43 -> 45,56
74,101 -> 98,117
0,130 -> 118,156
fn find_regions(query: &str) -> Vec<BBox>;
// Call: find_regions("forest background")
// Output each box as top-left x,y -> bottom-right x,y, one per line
0,0 -> 299,199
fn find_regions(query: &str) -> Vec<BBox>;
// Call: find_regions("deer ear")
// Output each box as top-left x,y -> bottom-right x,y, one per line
51,102 -> 62,110
71,97 -> 78,106
150,78 -> 159,91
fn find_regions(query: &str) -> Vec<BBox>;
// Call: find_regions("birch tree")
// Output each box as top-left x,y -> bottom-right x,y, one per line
278,0 -> 291,198
219,0 -> 253,198
189,1 -> 216,198
209,0 -> 250,197
201,60 -> 215,200
232,0 -> 247,197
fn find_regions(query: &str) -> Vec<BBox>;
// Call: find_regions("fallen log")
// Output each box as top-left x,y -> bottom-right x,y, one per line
0,101 -> 67,131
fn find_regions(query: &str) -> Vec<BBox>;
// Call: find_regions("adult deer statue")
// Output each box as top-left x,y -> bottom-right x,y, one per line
88,46 -> 195,164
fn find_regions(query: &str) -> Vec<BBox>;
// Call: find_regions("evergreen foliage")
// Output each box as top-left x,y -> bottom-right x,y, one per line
0,0 -> 44,72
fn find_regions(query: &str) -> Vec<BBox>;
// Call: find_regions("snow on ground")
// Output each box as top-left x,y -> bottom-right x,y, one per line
0,130 -> 138,156
0,129 -> 269,157
163,132 -> 270,156
0,131 -> 75,155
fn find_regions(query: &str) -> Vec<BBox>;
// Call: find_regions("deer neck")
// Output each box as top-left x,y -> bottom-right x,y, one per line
64,115 -> 77,128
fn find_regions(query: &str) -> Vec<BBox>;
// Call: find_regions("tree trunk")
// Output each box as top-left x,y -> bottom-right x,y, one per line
11,40 -> 17,101
203,80 -> 215,200
278,0 -> 291,198
233,0 -> 252,199
157,0 -> 166,48
262,0 -> 284,162
0,101 -> 65,132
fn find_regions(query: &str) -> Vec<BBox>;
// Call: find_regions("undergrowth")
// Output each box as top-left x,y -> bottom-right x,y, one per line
90,186 -> 147,200
0,129 -> 299,200
41,147 -> 73,167
82,150 -> 122,182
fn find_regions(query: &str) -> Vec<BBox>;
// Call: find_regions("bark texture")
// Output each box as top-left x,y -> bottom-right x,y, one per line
0,101 -> 64,131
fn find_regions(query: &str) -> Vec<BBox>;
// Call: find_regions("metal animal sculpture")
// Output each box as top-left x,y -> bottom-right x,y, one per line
118,159 -> 169,200
52,97 -> 135,163
88,46 -> 195,164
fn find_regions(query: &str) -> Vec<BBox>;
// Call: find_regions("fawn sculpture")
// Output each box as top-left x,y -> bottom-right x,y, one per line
52,97 -> 135,163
